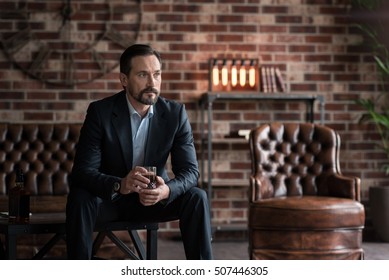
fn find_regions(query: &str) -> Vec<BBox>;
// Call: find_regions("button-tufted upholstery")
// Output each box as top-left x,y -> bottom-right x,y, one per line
0,123 -> 81,212
0,123 -> 80,197
248,123 -> 365,260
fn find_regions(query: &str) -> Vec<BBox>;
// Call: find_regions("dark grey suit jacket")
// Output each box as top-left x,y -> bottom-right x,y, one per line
70,90 -> 199,205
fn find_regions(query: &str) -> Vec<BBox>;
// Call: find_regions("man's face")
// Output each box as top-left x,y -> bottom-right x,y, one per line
121,55 -> 161,105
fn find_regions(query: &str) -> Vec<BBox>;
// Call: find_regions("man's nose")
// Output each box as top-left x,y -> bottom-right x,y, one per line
146,75 -> 155,87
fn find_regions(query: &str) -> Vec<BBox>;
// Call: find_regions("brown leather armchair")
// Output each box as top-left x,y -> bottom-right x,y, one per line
248,123 -> 365,260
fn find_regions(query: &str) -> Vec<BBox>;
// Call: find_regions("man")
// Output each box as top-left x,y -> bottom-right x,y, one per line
66,44 -> 213,260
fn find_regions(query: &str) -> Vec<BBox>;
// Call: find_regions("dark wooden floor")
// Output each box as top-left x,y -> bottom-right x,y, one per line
158,238 -> 389,260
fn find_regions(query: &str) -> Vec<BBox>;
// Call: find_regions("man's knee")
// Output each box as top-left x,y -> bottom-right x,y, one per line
182,187 -> 210,213
186,187 -> 208,201
67,187 -> 98,211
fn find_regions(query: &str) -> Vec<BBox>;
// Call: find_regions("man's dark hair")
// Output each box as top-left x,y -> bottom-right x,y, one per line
120,44 -> 162,75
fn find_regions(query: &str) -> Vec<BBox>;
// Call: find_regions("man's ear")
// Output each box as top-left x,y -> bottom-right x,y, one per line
119,73 -> 128,87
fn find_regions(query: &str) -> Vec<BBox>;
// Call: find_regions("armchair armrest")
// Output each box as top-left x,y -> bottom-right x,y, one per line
326,174 -> 361,201
249,174 -> 274,202
251,173 -> 361,202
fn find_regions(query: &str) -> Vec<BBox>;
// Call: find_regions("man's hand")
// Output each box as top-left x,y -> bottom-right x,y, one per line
120,166 -> 150,194
138,176 -> 170,206
120,166 -> 170,205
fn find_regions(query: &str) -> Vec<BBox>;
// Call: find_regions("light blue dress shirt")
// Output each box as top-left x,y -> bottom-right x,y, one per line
126,96 -> 154,167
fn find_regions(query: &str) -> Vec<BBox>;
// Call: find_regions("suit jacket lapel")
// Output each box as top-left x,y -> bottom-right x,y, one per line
144,102 -> 167,166
111,92 -> 133,171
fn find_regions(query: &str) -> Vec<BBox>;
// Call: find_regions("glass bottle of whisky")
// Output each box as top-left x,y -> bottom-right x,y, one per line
8,168 -> 30,223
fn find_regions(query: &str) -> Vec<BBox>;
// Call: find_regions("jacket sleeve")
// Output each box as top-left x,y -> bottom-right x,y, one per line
164,104 -> 200,204
70,102 -> 121,200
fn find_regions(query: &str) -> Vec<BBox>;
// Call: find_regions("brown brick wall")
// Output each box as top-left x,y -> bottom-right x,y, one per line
1,0 -> 388,231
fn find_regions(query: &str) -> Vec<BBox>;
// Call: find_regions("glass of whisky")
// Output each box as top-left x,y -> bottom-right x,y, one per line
143,166 -> 156,189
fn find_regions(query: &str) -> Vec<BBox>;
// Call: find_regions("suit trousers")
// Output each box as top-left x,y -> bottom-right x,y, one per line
66,186 -> 213,259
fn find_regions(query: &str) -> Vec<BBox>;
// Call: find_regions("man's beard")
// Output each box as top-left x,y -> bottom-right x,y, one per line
130,87 -> 159,105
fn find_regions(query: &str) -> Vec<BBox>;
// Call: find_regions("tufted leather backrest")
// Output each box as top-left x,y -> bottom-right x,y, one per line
249,123 -> 344,201
0,123 -> 82,196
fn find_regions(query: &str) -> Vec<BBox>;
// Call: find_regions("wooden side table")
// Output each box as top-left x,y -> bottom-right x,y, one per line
0,212 -> 66,259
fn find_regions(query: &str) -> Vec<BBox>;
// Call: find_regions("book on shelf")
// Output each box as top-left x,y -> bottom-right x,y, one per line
275,67 -> 286,92
266,66 -> 272,93
270,66 -> 277,92
259,66 -> 286,93
261,66 -> 268,93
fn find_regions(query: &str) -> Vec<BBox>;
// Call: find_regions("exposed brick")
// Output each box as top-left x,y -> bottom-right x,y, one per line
290,83 -> 317,91
244,112 -> 272,121
334,54 -> 361,63
276,16 -> 303,24
199,24 -> 227,32
262,5 -> 288,14
162,72 -> 182,80
260,25 -> 287,33
143,4 -> 171,12
305,73 -> 331,81
319,64 -> 346,72
46,102 -> 74,110
0,92 -> 24,99
217,15 -> 244,23
157,14 -> 184,22
216,34 -> 244,42
0,0 -> 386,228
170,44 -> 197,51
58,92 -> 88,100
334,73 -> 361,81
349,83 -> 376,92
305,54 -> 332,62
289,25 -> 317,33
259,45 -> 287,52
233,5 -> 260,14
171,24 -> 197,32
305,35 -> 333,43
289,45 -> 315,52
13,102 -> 43,110
169,82 -> 197,90
157,33 -> 184,41
26,92 -> 57,100
173,4 -> 201,13
0,102 -> 11,109
229,103 -> 257,110
325,103 -> 346,111
230,25 -> 258,33
319,26 -> 346,34
214,113 -> 241,121
23,112 -> 54,121
274,113 -> 302,121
